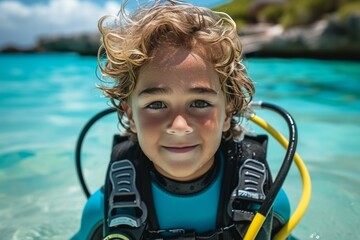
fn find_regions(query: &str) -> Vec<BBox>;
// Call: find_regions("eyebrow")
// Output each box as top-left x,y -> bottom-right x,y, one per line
138,87 -> 170,97
138,87 -> 218,97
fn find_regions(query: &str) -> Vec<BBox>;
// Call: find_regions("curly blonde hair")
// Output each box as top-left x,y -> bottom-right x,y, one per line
97,0 -> 254,140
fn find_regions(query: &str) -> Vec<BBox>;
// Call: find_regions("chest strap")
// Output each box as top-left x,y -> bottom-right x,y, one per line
146,224 -> 238,240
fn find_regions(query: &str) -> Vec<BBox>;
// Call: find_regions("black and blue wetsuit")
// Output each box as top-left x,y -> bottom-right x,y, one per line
72,136 -> 291,240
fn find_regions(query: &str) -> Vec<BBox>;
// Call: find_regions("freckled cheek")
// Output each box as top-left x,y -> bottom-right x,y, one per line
192,109 -> 223,131
136,110 -> 168,132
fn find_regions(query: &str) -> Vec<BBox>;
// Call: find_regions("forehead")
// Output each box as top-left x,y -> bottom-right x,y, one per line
136,46 -> 221,91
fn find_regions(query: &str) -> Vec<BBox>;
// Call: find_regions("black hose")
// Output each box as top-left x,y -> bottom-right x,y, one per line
75,108 -> 117,198
255,102 -> 298,217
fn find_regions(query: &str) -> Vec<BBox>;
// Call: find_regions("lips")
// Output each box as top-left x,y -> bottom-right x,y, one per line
163,145 -> 198,153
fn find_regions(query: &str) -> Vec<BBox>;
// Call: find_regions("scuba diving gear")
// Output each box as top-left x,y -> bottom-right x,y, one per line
227,158 -> 267,222
72,189 -> 104,240
103,134 -> 273,240
150,152 -> 221,195
75,108 -> 115,199
73,102 -> 311,240
150,151 -> 223,233
243,102 -> 298,240
249,104 -> 311,240
108,160 -> 147,228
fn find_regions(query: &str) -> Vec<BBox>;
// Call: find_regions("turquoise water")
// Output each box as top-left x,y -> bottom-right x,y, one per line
0,53 -> 359,239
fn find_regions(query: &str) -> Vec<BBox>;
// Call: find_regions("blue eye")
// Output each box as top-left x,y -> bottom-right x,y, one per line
191,100 -> 211,108
146,101 -> 166,109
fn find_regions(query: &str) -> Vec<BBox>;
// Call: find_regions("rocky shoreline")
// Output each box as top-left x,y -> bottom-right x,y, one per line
2,13 -> 360,60
242,13 -> 360,60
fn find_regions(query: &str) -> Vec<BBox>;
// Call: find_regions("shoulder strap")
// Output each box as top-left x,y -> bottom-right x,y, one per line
104,135 -> 159,239
238,134 -> 273,190
217,135 -> 273,239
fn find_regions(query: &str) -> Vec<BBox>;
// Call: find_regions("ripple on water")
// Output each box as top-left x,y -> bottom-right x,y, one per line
0,150 -> 36,168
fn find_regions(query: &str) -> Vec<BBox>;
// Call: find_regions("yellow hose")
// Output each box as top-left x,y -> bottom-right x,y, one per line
243,213 -> 266,240
103,233 -> 130,240
243,114 -> 312,240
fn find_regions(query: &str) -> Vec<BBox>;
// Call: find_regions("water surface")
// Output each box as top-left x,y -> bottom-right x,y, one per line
0,54 -> 359,239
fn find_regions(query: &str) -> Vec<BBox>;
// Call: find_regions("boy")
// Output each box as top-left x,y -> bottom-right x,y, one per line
73,1 -> 290,239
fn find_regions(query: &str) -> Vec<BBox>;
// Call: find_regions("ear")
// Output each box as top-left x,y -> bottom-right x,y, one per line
121,102 -> 137,133
222,104 -> 233,132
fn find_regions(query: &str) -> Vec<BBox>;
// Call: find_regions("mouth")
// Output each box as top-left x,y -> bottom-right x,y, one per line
163,145 -> 198,153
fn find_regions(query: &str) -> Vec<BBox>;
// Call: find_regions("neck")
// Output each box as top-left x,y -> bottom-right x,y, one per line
150,152 -> 220,195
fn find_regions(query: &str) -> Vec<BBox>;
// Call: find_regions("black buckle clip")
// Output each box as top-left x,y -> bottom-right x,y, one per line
148,229 -> 196,240
227,159 -> 266,222
108,159 -> 148,228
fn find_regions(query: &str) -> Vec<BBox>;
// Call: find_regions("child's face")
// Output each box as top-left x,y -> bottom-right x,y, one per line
123,46 -> 232,181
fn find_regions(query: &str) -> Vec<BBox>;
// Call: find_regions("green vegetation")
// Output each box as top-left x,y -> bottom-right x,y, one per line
336,1 -> 360,20
212,0 -> 255,27
280,0 -> 338,28
212,0 -> 360,29
258,5 -> 284,24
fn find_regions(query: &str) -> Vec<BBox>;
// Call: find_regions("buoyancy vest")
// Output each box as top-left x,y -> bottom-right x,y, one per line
101,134 -> 284,240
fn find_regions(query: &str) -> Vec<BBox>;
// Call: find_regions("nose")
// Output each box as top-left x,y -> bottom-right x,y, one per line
166,115 -> 193,135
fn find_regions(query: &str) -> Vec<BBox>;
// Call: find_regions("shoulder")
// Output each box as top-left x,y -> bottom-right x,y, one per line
240,134 -> 268,162
110,135 -> 140,163
221,134 -> 268,164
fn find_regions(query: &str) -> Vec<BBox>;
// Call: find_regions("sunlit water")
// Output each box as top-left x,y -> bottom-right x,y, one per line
0,53 -> 359,239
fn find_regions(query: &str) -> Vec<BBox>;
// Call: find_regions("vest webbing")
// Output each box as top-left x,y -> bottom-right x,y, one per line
103,135 -> 273,240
